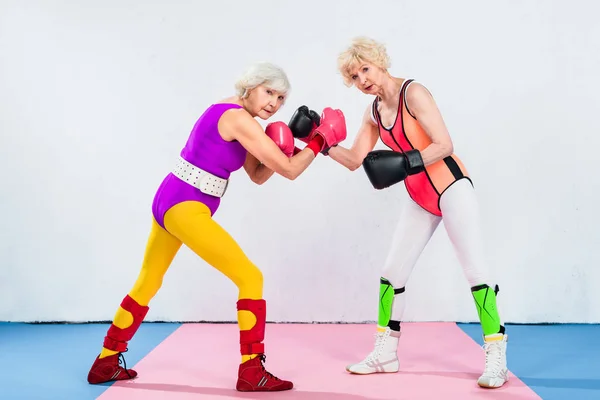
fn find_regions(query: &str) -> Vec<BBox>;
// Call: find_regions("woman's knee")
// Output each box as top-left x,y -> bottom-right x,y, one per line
242,262 -> 263,286
235,262 -> 264,298
129,270 -> 165,305
380,270 -> 406,290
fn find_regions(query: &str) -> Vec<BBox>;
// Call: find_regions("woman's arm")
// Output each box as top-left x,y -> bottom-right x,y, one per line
243,152 -> 275,185
327,104 -> 379,171
405,83 -> 454,165
219,109 -> 316,181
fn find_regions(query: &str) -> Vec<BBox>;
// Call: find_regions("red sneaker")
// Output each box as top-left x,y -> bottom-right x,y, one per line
236,354 -> 293,392
87,352 -> 137,384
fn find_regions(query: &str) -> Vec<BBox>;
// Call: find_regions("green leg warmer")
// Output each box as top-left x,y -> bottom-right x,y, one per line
378,278 -> 405,328
378,278 -> 394,327
471,284 -> 503,336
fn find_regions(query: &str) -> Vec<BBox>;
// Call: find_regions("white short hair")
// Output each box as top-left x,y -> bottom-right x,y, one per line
234,62 -> 291,99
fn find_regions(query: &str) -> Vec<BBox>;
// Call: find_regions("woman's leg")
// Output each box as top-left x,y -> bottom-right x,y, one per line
439,178 -> 508,388
378,198 -> 442,332
347,198 -> 441,375
440,179 -> 503,336
87,218 -> 182,384
163,201 -> 292,392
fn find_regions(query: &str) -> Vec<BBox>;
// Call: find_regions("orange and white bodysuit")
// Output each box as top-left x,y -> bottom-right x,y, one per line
371,79 -> 471,217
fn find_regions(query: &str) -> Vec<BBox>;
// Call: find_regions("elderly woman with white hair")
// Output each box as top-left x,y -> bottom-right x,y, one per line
327,37 -> 509,389
86,62 -> 347,392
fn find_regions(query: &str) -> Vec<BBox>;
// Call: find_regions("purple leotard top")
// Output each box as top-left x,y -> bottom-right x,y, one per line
152,103 -> 247,229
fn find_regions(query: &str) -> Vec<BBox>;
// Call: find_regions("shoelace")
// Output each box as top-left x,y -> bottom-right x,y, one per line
364,330 -> 389,362
482,342 -> 503,375
258,354 -> 282,381
118,349 -> 135,378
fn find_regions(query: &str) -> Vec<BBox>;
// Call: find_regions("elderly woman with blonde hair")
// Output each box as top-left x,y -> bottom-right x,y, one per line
327,37 -> 509,389
86,62 -> 347,392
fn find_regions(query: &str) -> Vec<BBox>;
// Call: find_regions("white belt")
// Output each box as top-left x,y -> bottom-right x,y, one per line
172,156 -> 229,198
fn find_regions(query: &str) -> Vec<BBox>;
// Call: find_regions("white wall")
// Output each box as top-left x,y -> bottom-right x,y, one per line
1,0 -> 599,324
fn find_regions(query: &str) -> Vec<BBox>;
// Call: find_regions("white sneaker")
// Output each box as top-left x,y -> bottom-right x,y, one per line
477,333 -> 509,388
346,327 -> 400,374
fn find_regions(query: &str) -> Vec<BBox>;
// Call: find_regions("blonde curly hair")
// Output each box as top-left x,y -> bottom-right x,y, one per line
337,36 -> 391,87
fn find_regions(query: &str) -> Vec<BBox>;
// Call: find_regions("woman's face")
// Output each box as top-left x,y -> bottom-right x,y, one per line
348,61 -> 387,95
245,85 -> 286,120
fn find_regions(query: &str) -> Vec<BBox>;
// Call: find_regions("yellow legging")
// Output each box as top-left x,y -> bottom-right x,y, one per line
100,201 -> 263,363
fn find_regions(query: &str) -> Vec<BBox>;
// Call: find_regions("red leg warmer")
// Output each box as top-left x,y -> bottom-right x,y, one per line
103,295 -> 149,353
237,299 -> 266,355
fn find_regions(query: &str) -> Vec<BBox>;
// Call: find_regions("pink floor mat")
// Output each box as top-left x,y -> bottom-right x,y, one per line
98,322 -> 540,400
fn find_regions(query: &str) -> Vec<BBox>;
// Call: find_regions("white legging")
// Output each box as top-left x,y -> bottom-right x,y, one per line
382,178 -> 492,321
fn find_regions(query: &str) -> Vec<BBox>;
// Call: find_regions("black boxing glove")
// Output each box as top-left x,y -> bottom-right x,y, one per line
288,105 -> 321,142
362,149 -> 425,189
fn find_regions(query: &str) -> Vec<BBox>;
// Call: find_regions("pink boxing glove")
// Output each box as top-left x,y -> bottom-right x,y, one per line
265,121 -> 295,157
313,108 -> 347,154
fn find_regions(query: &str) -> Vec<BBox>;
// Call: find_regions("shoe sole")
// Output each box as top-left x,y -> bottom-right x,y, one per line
345,366 -> 399,375
237,387 -> 294,392
477,376 -> 509,388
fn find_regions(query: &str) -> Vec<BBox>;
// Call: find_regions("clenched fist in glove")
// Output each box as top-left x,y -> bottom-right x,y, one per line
311,108 -> 347,154
362,149 -> 425,189
288,105 -> 321,143
265,121 -> 295,157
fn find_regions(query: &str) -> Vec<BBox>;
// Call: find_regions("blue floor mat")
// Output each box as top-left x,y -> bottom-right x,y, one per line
458,323 -> 600,400
0,322 -> 181,400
